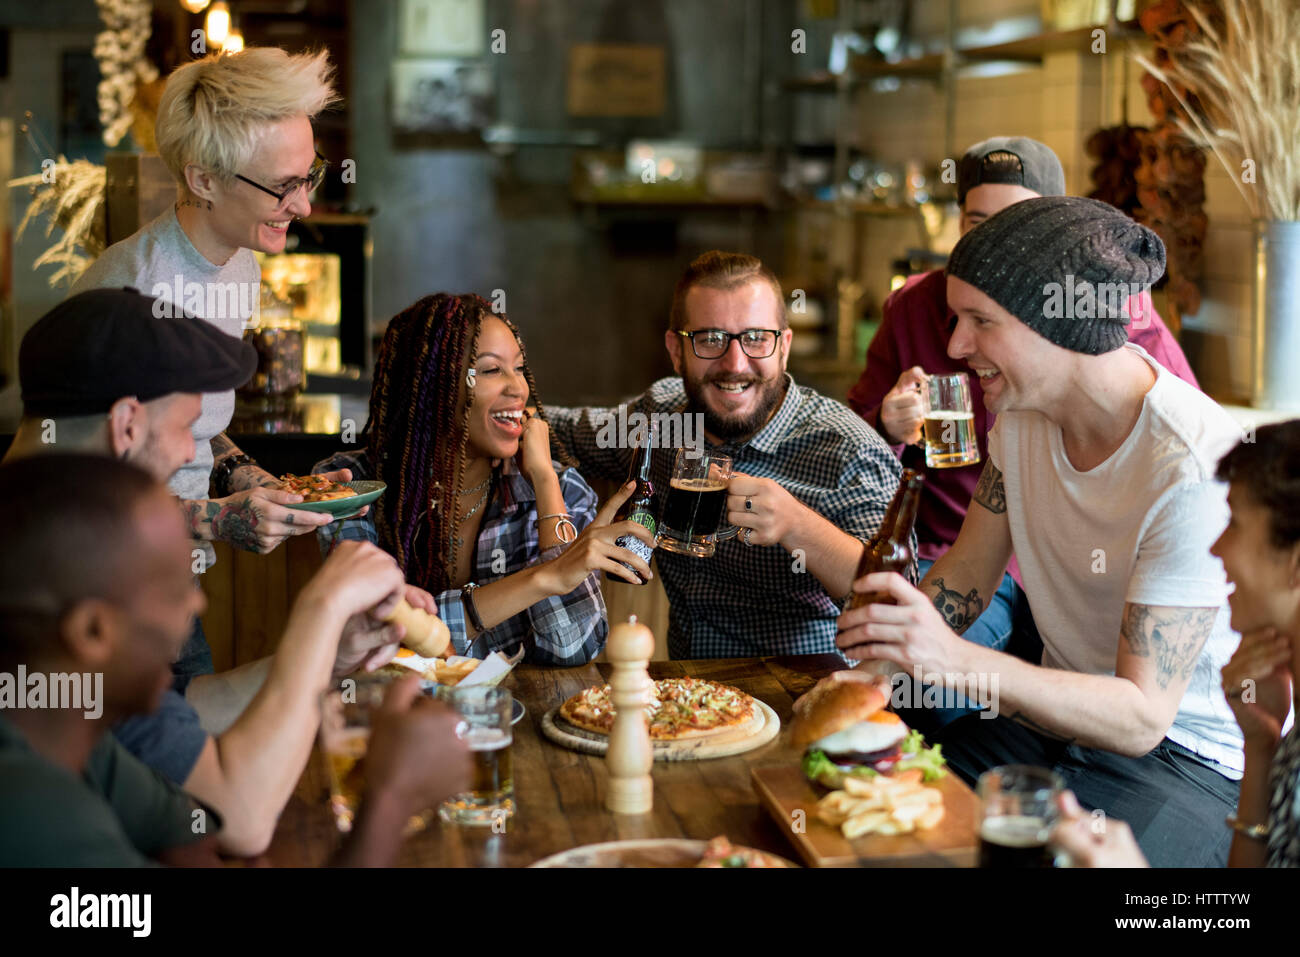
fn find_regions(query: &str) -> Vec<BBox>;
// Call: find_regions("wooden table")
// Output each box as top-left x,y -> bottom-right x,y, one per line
265,654 -> 845,867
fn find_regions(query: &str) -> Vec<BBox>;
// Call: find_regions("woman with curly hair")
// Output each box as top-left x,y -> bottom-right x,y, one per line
316,293 -> 653,665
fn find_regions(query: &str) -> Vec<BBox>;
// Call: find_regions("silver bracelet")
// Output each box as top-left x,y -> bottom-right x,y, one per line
535,512 -> 577,544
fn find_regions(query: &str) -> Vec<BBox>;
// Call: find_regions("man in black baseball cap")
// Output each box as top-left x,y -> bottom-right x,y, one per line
7,287 -> 255,482
836,196 -> 1245,867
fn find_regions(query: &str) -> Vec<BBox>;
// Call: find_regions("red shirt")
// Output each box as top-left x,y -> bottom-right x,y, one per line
846,269 -> 1200,576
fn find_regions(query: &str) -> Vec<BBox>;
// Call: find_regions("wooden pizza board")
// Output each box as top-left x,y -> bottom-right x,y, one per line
751,764 -> 979,867
541,700 -> 780,761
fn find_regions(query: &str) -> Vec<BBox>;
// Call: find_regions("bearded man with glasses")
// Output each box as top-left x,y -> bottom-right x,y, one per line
548,251 -> 904,659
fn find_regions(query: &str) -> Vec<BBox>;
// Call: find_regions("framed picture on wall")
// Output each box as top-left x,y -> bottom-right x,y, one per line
399,0 -> 485,57
390,59 -> 493,133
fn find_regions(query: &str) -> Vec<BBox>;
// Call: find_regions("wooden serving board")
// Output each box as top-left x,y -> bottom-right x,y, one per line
541,700 -> 780,761
751,764 -> 979,867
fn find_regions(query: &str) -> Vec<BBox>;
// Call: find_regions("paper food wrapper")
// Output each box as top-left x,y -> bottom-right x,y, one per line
391,646 -> 522,687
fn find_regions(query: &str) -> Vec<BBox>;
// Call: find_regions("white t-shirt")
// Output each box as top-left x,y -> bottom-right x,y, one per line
989,343 -> 1244,776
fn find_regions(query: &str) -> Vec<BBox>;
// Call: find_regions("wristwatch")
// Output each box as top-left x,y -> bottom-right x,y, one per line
213,453 -> 256,497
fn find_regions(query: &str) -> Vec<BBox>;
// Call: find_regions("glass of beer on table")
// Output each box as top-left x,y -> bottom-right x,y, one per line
922,373 -> 980,469
657,449 -> 734,558
318,677 -> 431,835
438,685 -> 515,826
977,765 -> 1063,868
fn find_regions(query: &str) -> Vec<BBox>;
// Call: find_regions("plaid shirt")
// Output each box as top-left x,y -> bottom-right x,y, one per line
547,375 -> 905,658
313,450 -> 607,666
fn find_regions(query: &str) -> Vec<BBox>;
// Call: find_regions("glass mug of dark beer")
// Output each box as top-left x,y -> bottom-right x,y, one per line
977,765 -> 1063,868
922,373 -> 980,469
657,449 -> 733,558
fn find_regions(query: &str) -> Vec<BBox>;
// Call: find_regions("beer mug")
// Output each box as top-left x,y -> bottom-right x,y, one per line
657,449 -> 733,558
438,685 -> 515,827
922,373 -> 980,469
977,765 -> 1063,868
319,677 -> 431,835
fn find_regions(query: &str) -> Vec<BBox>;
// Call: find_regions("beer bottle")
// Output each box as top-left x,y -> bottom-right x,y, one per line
847,468 -> 924,610
608,424 -> 658,584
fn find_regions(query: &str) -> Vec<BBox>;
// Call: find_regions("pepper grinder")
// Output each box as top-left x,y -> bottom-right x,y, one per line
604,615 -> 655,814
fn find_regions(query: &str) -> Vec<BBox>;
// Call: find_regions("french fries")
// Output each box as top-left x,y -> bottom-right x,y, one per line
431,658 -> 480,686
816,772 -> 945,839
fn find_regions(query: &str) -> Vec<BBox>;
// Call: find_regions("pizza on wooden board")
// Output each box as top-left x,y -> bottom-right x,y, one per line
559,677 -> 756,740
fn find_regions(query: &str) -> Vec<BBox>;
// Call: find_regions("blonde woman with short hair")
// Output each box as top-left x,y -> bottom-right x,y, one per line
68,48 -> 404,856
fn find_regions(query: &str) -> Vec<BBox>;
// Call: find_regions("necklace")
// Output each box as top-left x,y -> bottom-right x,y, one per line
457,474 -> 492,496
452,488 -> 490,551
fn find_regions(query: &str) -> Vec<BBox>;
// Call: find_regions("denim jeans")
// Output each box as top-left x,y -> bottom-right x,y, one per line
891,559 -> 1039,735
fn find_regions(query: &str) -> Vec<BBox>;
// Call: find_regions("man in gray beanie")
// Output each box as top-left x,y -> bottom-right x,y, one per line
834,195 -> 1245,867
846,138 -> 1197,733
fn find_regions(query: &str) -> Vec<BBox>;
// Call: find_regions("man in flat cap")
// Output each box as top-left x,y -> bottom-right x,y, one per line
834,196 -> 1244,867
3,288 -> 447,857
846,138 -> 1199,731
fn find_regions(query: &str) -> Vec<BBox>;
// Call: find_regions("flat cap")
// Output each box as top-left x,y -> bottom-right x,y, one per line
21,287 -> 256,416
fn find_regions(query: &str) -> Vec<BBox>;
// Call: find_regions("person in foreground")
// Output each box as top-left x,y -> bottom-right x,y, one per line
317,293 -> 653,664
833,196 -> 1245,867
1054,421 -> 1299,868
0,456 -> 470,867
3,288 -> 434,856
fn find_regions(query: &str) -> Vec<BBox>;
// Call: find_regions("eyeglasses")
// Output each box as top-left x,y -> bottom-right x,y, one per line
234,151 -> 328,207
675,328 -> 780,360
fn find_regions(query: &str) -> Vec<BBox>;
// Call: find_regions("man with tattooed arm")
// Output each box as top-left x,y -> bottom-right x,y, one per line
6,289 -> 436,856
831,197 -> 1245,867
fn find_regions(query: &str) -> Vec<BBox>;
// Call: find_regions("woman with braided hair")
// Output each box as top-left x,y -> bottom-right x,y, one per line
316,293 -> 654,665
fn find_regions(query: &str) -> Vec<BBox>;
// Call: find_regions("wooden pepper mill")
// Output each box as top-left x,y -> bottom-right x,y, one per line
382,599 -> 451,658
605,615 -> 655,815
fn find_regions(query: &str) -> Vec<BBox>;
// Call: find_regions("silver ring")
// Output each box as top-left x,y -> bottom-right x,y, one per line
745,497 -> 753,511
741,527 -> 754,546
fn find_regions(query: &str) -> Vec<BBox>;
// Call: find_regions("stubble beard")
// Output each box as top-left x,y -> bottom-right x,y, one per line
684,371 -> 788,444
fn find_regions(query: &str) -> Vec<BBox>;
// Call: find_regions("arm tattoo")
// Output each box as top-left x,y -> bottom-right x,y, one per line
1121,604 -> 1218,691
212,498 -> 264,552
926,577 -> 984,634
211,432 -> 278,492
973,460 -> 1006,514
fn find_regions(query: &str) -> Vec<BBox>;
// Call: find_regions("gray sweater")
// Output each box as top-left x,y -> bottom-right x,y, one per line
71,207 -> 259,504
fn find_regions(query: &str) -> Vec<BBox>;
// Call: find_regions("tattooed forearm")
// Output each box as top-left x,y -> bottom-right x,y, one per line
1121,604 -> 1218,691
973,460 -> 1006,514
925,577 -> 984,634
210,432 -> 278,492
181,499 -> 222,541
212,498 -> 265,552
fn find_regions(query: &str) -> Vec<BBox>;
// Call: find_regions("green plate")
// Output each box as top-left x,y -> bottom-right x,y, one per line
286,480 -> 386,519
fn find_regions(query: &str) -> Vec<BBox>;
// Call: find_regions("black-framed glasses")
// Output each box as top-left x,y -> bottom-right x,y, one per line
234,151 -> 328,207
675,328 -> 780,359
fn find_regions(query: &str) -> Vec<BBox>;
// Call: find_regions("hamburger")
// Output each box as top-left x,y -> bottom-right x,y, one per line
792,676 -> 946,788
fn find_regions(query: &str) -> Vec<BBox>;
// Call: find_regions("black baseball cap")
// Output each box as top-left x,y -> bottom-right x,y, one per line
20,287 -> 257,417
957,136 -> 1066,206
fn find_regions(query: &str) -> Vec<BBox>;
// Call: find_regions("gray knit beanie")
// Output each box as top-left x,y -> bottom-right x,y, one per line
945,195 -> 1166,355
